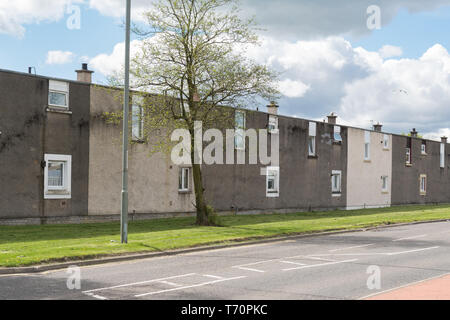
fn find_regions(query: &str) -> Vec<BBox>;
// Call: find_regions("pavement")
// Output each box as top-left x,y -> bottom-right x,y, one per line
0,220 -> 449,300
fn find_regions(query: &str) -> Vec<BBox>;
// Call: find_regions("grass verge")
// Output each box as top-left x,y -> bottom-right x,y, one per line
1,204 -> 449,267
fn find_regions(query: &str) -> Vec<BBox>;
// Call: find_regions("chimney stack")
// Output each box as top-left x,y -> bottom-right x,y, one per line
76,63 -> 94,83
327,112 -> 337,124
373,122 -> 383,132
442,136 -> 448,144
267,101 -> 279,115
410,128 -> 418,138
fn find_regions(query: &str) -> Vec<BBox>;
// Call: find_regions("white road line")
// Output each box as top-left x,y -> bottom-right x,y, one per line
329,244 -> 374,252
82,273 -> 196,293
279,261 -> 307,266
285,255 -> 337,262
84,292 -> 108,300
235,266 -> 265,273
157,280 -> 182,287
135,276 -> 247,298
203,274 -> 225,280
282,259 -> 358,272
386,246 -> 439,256
232,259 -> 276,268
392,234 -> 427,242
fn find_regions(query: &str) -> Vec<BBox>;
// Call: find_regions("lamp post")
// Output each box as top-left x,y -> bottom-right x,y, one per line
121,0 -> 131,244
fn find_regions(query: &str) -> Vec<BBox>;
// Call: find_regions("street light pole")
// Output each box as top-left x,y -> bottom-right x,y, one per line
121,0 -> 131,244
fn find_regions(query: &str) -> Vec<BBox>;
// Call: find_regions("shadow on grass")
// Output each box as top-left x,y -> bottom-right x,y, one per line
0,204 -> 447,245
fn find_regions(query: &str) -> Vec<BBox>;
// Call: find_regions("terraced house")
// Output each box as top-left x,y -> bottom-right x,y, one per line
0,66 -> 449,225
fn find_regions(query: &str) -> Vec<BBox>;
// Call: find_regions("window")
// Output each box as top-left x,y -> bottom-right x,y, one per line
331,170 -> 342,195
268,115 -> 278,134
179,168 -> 190,192
44,154 -> 71,199
382,176 -> 388,192
440,143 -> 445,168
132,104 -> 144,141
421,141 -> 427,155
235,110 -> 246,150
334,126 -> 342,142
364,131 -> 370,161
383,134 -> 389,149
308,122 -> 316,156
48,80 -> 69,108
420,174 -> 427,195
266,167 -> 280,197
406,138 -> 412,165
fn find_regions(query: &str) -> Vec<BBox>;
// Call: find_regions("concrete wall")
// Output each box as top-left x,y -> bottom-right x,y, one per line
391,135 -> 450,205
88,86 -> 195,216
0,70 -> 90,219
347,128 -> 392,209
202,111 -> 348,212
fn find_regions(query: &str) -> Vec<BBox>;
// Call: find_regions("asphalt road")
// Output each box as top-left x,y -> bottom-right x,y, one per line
1,220 -> 449,300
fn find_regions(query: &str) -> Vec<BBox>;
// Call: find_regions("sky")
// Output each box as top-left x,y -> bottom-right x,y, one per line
1,0 -> 450,140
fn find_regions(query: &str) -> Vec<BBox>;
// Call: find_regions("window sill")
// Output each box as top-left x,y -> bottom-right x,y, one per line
364,159 -> 371,163
381,191 -> 389,194
46,107 -> 72,115
421,153 -> 427,156
178,190 -> 192,195
44,193 -> 71,200
266,192 -> 279,198
332,193 -> 341,197
383,148 -> 390,151
405,163 -> 412,167
308,155 -> 318,159
420,192 -> 427,196
132,138 -> 146,144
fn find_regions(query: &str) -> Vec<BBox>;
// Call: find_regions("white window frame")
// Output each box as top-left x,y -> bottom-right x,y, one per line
308,122 -> 316,156
48,80 -> 69,109
331,170 -> 342,196
44,154 -> 72,199
383,134 -> 389,150
420,174 -> 427,195
266,166 -> 280,198
440,143 -> 445,168
364,131 -> 370,161
382,176 -> 389,193
179,167 -> 190,192
421,142 -> 427,155
334,126 -> 342,142
235,110 -> 246,150
268,115 -> 279,134
406,147 -> 411,165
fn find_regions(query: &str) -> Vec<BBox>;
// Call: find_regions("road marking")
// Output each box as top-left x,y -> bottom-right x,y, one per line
282,259 -> 358,272
392,234 -> 427,242
203,274 -> 225,279
329,244 -> 374,252
84,292 -> 108,300
235,266 -> 265,273
157,280 -> 182,287
135,276 -> 247,297
82,273 -> 196,293
285,255 -> 337,262
279,261 -> 306,266
386,246 -> 439,256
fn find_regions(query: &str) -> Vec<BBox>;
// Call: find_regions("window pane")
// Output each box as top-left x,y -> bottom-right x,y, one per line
48,162 -> 64,187
308,137 -> 315,155
183,169 -> 189,190
132,105 -> 143,139
235,130 -> 244,149
49,92 -> 67,106
235,111 -> 245,129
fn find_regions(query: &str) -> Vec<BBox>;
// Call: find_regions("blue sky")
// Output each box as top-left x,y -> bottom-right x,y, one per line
1,0 -> 450,138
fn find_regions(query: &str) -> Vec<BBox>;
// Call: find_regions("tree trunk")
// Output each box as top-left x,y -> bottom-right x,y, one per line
192,163 -> 209,225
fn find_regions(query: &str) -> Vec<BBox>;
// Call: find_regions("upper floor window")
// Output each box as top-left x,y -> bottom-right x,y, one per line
383,134 -> 389,149
406,138 -> 412,165
268,115 -> 279,134
235,110 -> 246,150
421,141 -> 427,155
132,96 -> 144,141
44,154 -> 72,199
48,80 -> 69,108
308,122 -> 316,156
364,131 -> 370,161
440,143 -> 445,168
334,126 -> 342,142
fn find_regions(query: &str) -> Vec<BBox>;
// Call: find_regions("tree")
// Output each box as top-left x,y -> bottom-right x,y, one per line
112,0 -> 279,225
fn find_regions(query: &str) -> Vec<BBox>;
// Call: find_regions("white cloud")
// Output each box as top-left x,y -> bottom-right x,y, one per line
278,79 -> 310,98
46,51 -> 75,65
0,0 -> 82,37
379,45 -> 403,59
88,0 -> 153,21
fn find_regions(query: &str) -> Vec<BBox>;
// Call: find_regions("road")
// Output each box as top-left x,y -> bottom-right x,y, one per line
1,220 -> 449,300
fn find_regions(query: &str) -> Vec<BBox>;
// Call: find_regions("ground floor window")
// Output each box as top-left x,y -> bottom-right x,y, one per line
179,167 -> 190,192
44,154 -> 72,199
331,170 -> 342,195
382,176 -> 388,192
420,174 -> 427,195
266,167 -> 280,197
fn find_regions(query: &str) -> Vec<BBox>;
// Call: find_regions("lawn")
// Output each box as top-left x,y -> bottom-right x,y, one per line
1,204 -> 449,267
